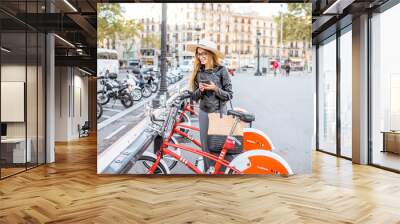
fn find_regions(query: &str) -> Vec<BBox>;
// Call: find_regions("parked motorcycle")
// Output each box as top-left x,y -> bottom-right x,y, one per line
97,102 -> 103,119
130,68 -> 153,98
97,76 -> 134,108
124,74 -> 144,101
143,74 -> 159,93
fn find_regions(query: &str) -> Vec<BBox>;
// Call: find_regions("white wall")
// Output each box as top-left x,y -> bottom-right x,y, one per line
1,65 -> 32,138
54,67 -> 89,141
1,63 -> 46,164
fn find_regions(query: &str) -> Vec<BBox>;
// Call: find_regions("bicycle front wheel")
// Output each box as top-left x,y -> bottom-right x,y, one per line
125,155 -> 169,174
226,150 -> 293,175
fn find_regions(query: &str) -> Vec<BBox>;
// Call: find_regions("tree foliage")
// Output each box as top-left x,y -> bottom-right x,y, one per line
141,33 -> 161,49
273,3 -> 312,44
97,3 -> 143,46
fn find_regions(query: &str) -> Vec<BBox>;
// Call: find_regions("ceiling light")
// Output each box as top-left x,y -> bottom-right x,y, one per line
323,1 -> 341,14
78,67 -> 93,76
323,0 -> 355,15
1,47 -> 11,53
63,0 -> 78,12
54,34 -> 75,48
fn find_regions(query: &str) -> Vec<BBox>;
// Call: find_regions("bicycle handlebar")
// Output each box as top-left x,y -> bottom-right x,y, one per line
151,113 -> 165,123
148,90 -> 192,135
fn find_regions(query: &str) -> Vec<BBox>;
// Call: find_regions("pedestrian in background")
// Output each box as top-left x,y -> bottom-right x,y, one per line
187,40 -> 233,173
285,61 -> 291,77
273,60 -> 279,76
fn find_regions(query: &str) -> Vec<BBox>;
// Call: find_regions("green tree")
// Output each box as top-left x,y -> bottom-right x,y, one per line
141,33 -> 161,49
97,3 -> 143,47
274,3 -> 312,44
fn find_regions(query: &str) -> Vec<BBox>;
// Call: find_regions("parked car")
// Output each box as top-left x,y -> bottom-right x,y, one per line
247,63 -> 255,68
179,59 -> 192,72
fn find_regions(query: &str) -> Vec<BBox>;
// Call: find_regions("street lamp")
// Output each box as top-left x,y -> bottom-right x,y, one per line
279,3 -> 284,63
153,3 -> 168,108
254,31 -> 262,76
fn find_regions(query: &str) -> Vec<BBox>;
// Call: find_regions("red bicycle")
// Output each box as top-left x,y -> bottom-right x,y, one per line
129,91 -> 293,175
160,96 -> 277,171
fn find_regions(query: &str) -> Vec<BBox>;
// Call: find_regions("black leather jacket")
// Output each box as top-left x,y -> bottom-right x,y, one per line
192,65 -> 233,113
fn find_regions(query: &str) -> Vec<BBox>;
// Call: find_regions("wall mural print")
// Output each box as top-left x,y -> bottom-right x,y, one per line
97,3 -> 313,175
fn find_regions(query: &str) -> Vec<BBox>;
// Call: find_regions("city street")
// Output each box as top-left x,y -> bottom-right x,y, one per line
98,68 -> 314,174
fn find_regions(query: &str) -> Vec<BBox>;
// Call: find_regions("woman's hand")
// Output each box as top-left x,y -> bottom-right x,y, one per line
199,83 -> 206,92
203,81 -> 218,91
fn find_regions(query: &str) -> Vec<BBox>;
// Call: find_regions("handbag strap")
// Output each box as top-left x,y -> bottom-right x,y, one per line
217,67 -> 234,118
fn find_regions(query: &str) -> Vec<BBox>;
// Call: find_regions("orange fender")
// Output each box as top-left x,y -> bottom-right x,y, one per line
243,128 -> 274,151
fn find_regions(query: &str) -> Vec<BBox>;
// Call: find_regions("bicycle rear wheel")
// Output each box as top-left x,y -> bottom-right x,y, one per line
226,150 -> 293,175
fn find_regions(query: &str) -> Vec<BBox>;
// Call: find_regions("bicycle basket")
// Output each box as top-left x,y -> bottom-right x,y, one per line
208,135 -> 243,154
207,113 -> 245,154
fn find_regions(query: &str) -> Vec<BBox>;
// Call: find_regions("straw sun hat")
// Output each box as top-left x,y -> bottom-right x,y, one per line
186,39 -> 224,59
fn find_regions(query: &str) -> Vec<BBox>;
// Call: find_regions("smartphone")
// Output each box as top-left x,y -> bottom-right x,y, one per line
200,79 -> 211,84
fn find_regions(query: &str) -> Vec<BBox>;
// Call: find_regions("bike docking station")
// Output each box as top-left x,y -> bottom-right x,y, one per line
102,88 -> 294,175
98,91 -> 182,174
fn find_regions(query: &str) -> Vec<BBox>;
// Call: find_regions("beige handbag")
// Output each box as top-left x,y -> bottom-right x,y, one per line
207,111 -> 245,154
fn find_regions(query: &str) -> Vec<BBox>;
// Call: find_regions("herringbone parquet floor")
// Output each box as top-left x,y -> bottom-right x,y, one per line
1,135 -> 400,224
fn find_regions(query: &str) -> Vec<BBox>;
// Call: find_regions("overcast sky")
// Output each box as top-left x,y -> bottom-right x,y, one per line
121,3 -> 288,20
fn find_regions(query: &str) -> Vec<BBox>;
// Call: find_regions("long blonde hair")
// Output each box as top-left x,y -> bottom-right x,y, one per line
189,48 -> 221,91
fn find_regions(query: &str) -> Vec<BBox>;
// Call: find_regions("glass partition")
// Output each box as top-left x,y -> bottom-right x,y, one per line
318,36 -> 337,154
0,1 -> 46,179
339,28 -> 352,158
27,31 -> 38,169
1,31 -> 28,177
371,3 -> 400,171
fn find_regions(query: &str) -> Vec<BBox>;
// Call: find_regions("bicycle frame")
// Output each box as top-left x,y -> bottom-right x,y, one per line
175,100 -> 202,147
179,100 -> 198,118
148,101 -> 242,174
150,142 -> 242,174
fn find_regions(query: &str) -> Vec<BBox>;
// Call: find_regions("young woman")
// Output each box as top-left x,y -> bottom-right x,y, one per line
187,40 -> 233,173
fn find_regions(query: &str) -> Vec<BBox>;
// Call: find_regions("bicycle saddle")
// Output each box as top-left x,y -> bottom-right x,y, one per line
227,110 -> 255,123
179,90 -> 193,100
